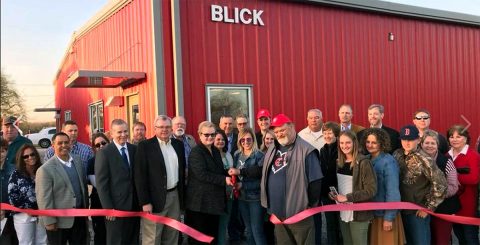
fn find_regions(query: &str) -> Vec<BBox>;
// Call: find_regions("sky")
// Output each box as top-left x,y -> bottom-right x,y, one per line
1,0 -> 479,122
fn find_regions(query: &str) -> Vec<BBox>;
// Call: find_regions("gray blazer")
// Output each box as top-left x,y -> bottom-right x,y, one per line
35,155 -> 88,228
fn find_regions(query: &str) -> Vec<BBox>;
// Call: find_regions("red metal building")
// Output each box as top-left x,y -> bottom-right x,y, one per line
53,0 -> 480,143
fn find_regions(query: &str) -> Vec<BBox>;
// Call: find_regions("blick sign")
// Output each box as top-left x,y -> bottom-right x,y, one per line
211,5 -> 264,26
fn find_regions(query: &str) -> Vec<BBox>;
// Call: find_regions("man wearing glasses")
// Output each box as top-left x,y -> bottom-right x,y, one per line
412,109 -> 449,154
134,115 -> 186,244
235,114 -> 250,133
260,114 -> 323,244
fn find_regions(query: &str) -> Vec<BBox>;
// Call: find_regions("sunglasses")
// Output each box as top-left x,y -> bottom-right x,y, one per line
202,133 -> 216,138
240,138 -> 253,144
415,116 -> 430,120
95,141 -> 108,148
22,153 -> 36,159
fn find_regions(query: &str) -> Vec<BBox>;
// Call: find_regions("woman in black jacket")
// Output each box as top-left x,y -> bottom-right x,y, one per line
185,121 -> 232,244
319,122 -> 342,245
87,132 -> 110,245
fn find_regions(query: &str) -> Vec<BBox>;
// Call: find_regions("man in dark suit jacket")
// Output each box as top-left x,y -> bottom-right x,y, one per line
358,104 -> 401,153
134,115 -> 185,244
96,119 -> 140,245
36,132 -> 89,245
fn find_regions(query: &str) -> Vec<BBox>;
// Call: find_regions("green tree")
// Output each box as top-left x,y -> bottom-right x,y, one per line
1,69 -> 26,118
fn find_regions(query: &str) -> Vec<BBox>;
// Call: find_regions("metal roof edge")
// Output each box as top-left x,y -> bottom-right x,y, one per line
54,0 -> 133,85
304,0 -> 480,26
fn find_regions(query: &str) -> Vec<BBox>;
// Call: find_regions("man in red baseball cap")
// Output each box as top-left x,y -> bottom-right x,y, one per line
260,113 -> 323,244
255,109 -> 271,148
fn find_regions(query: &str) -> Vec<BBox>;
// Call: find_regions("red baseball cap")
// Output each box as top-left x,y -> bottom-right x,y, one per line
270,114 -> 292,127
256,109 -> 271,120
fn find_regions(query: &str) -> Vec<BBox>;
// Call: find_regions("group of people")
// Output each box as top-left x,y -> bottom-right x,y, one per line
0,103 -> 479,245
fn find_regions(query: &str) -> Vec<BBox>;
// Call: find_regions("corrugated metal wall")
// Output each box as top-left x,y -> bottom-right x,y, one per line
180,0 -> 480,138
55,0 -> 156,143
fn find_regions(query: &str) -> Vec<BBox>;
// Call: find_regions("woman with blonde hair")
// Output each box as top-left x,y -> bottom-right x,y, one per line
260,130 -> 275,153
331,130 -> 376,245
228,127 -> 266,245
185,121 -> 231,244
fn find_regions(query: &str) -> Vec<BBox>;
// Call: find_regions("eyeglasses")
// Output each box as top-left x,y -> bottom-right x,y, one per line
95,141 -> 108,148
274,128 -> 287,135
201,133 -> 216,138
22,153 -> 36,159
240,138 -> 253,144
414,116 -> 430,120
155,125 -> 172,129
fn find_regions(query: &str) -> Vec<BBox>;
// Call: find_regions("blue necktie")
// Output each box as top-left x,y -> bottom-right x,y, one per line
121,147 -> 130,170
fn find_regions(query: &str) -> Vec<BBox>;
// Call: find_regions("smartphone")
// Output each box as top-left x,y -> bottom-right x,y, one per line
329,186 -> 339,196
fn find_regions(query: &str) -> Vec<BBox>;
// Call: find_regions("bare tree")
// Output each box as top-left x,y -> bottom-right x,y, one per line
1,69 -> 26,118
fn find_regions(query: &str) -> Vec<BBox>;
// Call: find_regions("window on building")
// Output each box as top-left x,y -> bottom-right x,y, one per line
64,111 -> 71,121
206,85 -> 253,126
89,101 -> 104,133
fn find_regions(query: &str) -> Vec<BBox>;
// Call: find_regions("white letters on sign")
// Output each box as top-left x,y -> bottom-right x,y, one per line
211,5 -> 264,26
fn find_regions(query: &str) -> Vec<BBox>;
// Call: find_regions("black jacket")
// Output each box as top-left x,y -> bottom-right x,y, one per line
319,141 -> 338,198
256,131 -> 263,148
185,144 -> 228,215
134,137 -> 186,212
434,154 -> 461,214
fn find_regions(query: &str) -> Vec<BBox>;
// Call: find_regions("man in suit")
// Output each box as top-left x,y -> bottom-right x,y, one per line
338,104 -> 364,133
96,119 -> 140,244
358,104 -> 401,153
135,115 -> 186,244
219,115 -> 238,154
36,132 -> 88,245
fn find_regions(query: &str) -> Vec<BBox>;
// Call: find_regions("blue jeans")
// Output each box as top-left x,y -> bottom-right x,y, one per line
453,223 -> 480,245
239,200 -> 267,245
402,213 -> 431,245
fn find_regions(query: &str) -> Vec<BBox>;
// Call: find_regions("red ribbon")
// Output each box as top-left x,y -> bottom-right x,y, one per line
231,175 -> 240,199
0,203 -> 213,243
270,202 -> 480,226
